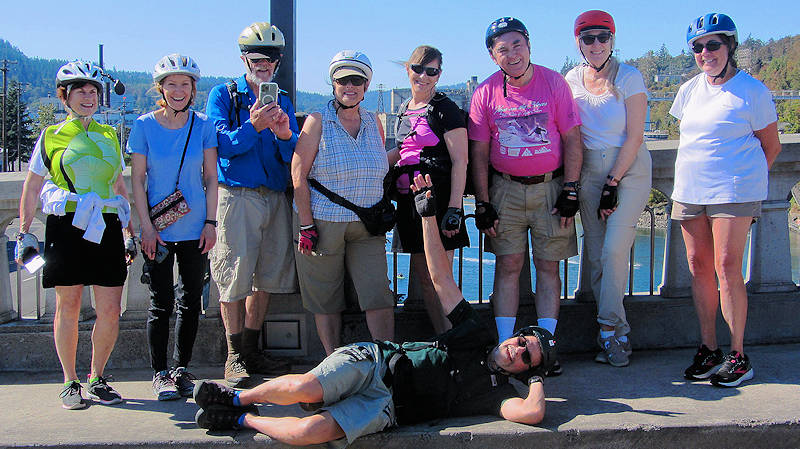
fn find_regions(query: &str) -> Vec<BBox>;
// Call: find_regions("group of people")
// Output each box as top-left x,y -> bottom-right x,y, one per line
14,9 -> 780,447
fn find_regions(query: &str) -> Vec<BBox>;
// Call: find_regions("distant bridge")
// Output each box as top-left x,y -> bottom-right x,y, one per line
650,90 -> 800,101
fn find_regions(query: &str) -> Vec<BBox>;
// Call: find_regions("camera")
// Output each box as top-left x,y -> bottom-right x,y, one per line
140,243 -> 169,285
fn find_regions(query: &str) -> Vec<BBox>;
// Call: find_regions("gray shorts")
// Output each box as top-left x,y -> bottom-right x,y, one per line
309,343 -> 395,446
671,200 -> 761,220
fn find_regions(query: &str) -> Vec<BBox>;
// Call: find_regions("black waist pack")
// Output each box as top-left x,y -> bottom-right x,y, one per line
308,178 -> 396,236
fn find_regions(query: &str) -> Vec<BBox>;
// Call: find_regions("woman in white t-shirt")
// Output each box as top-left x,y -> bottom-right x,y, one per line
566,10 -> 651,368
670,13 -> 781,388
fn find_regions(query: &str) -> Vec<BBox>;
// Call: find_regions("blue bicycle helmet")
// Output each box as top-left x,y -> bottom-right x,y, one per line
686,13 -> 737,46
485,17 -> 529,49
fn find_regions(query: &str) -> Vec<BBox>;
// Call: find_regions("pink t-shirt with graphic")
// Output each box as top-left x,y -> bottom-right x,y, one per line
468,65 -> 581,177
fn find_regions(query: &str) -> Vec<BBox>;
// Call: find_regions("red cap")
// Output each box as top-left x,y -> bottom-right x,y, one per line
574,10 -> 615,36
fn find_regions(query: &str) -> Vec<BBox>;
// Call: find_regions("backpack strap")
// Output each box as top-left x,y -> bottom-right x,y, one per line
308,178 -> 364,213
226,80 -> 242,129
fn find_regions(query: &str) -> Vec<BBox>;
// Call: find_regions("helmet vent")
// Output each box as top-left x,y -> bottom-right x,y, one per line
711,14 -> 719,24
255,30 -> 263,41
698,17 -> 704,29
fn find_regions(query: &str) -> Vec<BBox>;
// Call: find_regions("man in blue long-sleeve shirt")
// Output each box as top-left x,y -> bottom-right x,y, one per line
206,21 -> 298,387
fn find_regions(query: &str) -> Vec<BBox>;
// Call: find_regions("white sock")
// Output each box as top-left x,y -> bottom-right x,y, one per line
537,318 -> 557,335
617,335 -> 628,343
600,329 -> 615,339
495,316 -> 516,342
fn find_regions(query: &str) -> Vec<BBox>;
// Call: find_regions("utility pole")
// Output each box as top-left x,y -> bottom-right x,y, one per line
271,0 -> 296,105
15,82 -> 20,171
1,59 -> 19,172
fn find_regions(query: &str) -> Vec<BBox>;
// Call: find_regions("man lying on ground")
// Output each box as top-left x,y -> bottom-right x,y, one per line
192,174 -> 557,446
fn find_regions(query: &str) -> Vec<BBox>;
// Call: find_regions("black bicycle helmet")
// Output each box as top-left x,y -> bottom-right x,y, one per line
485,17 -> 529,50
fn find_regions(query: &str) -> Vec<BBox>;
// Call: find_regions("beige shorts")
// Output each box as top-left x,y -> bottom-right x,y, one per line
294,215 -> 394,314
670,201 -> 761,220
210,185 -> 297,302
486,174 -> 578,260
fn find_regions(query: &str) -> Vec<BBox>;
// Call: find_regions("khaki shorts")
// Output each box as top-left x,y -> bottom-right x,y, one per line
294,215 -> 394,314
210,185 -> 297,302
670,201 -> 761,220
309,343 -> 395,446
486,174 -> 578,260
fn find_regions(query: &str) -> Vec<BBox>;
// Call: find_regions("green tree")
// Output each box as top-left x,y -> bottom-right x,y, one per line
33,103 -> 57,135
560,56 -> 579,76
1,82 -> 36,168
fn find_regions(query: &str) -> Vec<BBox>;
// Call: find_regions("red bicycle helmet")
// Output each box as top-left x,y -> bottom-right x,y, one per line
574,10 -> 615,36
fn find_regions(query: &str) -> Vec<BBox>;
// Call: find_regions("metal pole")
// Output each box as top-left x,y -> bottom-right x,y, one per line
270,0 -> 296,106
16,82 -> 21,171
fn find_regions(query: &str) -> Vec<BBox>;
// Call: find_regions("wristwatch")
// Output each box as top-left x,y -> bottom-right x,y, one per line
563,181 -> 580,190
527,375 -> 544,386
204,219 -> 218,227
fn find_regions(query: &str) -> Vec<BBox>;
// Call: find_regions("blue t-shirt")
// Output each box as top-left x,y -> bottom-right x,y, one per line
127,111 -> 218,242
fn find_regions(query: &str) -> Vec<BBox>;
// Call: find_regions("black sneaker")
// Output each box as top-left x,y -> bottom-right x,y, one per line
194,380 -> 239,409
60,380 -> 88,410
684,344 -> 724,380
87,375 -> 123,405
195,404 -> 259,431
710,351 -> 754,387
153,370 -> 180,401
545,359 -> 563,377
170,367 -> 197,398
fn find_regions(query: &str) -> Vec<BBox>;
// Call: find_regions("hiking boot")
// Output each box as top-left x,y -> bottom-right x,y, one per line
195,404 -> 259,431
244,351 -> 290,375
684,344 -> 724,380
545,359 -> 563,377
153,370 -> 180,401
595,335 -> 630,367
87,375 -> 123,405
710,351 -> 754,387
224,354 -> 251,388
170,367 -> 197,398
194,380 -> 239,409
60,380 -> 88,410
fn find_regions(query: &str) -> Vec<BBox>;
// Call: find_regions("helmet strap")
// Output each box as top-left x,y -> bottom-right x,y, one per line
501,62 -> 532,98
580,48 -> 614,72
162,90 -> 193,116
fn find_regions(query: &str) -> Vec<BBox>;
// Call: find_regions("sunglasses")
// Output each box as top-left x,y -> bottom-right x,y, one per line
517,336 -> 533,366
410,64 -> 441,76
691,40 -> 724,54
247,55 -> 280,65
580,33 -> 612,45
334,75 -> 367,86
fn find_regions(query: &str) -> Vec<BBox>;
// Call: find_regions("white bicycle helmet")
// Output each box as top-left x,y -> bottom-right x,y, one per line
329,50 -> 373,82
153,54 -> 201,83
56,61 -> 103,91
238,22 -> 285,52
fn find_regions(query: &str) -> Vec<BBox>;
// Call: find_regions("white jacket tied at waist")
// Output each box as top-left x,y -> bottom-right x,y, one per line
39,180 -> 131,244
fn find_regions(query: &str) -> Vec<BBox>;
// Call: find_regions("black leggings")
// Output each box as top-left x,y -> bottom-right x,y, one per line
146,240 -> 207,372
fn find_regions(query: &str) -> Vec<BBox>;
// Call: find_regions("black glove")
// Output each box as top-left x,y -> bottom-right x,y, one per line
414,187 -> 437,217
597,183 -> 618,219
475,201 -> 499,230
441,207 -> 462,233
553,189 -> 579,218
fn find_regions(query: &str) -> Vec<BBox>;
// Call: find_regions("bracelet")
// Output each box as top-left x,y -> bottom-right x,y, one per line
606,175 -> 621,184
563,181 -> 580,190
528,375 -> 544,386
204,219 -> 217,227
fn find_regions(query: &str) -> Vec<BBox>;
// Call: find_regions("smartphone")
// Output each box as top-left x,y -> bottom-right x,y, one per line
259,82 -> 279,105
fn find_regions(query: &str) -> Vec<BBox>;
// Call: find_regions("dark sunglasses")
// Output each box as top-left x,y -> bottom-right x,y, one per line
410,64 -> 441,76
517,336 -> 533,366
580,33 -> 612,45
334,75 -> 367,86
247,55 -> 280,64
691,40 -> 724,54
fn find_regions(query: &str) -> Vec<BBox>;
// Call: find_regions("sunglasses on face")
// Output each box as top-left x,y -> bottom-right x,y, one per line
410,64 -> 441,76
334,75 -> 367,86
517,336 -> 533,366
691,40 -> 724,54
247,55 -> 280,65
580,33 -> 612,45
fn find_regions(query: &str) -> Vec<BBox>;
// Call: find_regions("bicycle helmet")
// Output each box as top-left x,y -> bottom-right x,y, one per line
153,53 -> 201,83
328,50 -> 373,82
485,17 -> 529,50
510,326 -> 557,378
686,13 -> 737,46
56,61 -> 103,91
574,10 -> 615,36
238,22 -> 285,52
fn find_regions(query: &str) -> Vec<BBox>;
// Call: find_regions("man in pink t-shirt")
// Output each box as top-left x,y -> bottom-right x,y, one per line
468,17 -> 583,372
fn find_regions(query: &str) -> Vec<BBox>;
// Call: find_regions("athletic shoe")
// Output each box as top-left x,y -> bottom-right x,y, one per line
684,345 -> 724,380
710,351 -> 754,387
170,367 -> 197,398
224,354 -> 250,388
153,370 -> 180,401
195,404 -> 259,431
619,338 -> 633,356
60,380 -> 88,410
87,375 -> 123,405
194,380 -> 238,409
244,351 -> 290,375
595,335 -> 630,367
545,359 -> 563,377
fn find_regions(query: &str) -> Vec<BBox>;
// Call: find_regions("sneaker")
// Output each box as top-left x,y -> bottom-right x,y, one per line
60,380 -> 88,410
619,338 -> 633,356
710,351 -> 754,387
87,375 -> 123,405
194,380 -> 239,409
195,404 -> 259,431
224,354 -> 251,388
545,359 -> 563,377
244,351 -> 290,375
170,367 -> 197,398
684,344 -> 724,380
595,335 -> 630,367
153,370 -> 180,401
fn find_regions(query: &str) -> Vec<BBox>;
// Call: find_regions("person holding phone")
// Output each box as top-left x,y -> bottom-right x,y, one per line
205,21 -> 299,387
128,54 -> 218,400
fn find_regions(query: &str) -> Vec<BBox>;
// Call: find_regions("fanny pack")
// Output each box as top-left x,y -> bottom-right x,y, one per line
149,113 -> 195,232
308,178 -> 396,236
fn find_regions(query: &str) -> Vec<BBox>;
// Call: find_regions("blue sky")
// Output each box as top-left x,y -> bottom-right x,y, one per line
1,1 -> 797,93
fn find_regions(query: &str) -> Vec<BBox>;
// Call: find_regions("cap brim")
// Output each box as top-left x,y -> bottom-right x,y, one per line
332,68 -> 368,80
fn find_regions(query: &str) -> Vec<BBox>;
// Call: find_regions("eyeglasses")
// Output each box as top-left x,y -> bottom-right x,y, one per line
410,64 -> 441,77
691,40 -> 723,54
517,336 -> 533,366
580,33 -> 612,45
247,55 -> 280,65
334,75 -> 367,87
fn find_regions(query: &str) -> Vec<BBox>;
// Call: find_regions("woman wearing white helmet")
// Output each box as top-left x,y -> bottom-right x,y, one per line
291,50 -> 395,355
17,60 -> 135,410
127,54 -> 219,400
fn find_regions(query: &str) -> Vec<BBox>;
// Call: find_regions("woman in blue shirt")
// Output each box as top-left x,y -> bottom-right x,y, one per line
128,54 -> 218,400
